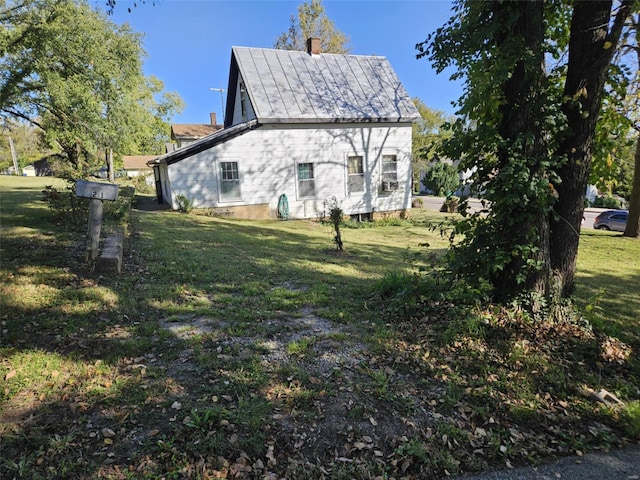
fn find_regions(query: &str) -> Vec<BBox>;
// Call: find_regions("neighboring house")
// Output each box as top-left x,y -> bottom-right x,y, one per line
169,113 -> 223,151
123,155 -> 157,178
22,158 -> 52,176
149,38 -> 421,220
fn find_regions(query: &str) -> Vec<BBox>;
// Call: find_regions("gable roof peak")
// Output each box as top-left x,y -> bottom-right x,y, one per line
228,45 -> 420,124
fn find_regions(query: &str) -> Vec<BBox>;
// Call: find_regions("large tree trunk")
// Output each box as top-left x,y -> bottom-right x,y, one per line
491,1 -> 550,299
550,1 -> 633,297
624,133 -> 640,238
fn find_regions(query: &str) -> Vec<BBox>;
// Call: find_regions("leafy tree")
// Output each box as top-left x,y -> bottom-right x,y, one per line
0,121 -> 48,171
411,98 -> 452,192
421,161 -> 459,196
550,1 -> 634,294
1,0 -> 183,177
418,0 -> 634,303
572,9 -> 638,236
274,0 -> 350,53
617,11 -> 640,238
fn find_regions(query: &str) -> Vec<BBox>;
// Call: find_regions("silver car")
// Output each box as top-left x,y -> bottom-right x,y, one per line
593,210 -> 628,232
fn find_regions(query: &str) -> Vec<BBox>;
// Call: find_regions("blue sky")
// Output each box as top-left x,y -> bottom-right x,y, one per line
102,0 -> 462,125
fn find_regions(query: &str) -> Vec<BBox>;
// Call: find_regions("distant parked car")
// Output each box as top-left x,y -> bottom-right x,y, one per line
593,210 -> 628,232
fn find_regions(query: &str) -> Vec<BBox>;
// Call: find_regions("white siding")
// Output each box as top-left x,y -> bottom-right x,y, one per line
166,123 -> 413,219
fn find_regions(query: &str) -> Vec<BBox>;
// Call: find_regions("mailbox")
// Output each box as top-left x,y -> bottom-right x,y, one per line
76,180 -> 119,201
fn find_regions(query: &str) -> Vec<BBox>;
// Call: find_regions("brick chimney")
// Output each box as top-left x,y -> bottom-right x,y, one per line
306,37 -> 321,55
209,112 -> 217,125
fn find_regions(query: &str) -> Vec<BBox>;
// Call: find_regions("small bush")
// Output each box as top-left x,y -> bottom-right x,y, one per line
591,196 -> 622,209
440,195 -> 459,213
422,162 -> 459,196
412,198 -> 424,208
176,194 -> 194,213
103,195 -> 132,225
42,182 -> 89,228
323,196 -> 344,251
132,175 -> 154,194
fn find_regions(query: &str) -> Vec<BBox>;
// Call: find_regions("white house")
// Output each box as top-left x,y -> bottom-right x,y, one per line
169,113 -> 223,151
149,38 -> 421,220
123,155 -> 157,178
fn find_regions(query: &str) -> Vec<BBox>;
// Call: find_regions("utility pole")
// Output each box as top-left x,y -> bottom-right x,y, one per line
8,136 -> 19,175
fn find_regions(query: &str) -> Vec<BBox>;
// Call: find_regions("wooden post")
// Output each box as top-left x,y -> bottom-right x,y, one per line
86,198 -> 103,262
75,180 -> 119,264
108,148 -> 115,182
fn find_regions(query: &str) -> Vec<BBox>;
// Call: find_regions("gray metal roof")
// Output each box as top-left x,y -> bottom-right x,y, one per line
232,47 -> 421,124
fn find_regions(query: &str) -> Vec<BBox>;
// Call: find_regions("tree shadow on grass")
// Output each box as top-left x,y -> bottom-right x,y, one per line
1,206 -> 452,478
6,200 -> 636,479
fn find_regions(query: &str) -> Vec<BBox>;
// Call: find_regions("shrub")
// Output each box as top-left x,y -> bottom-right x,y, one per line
103,195 -> 132,225
132,175 -> 154,194
591,195 -> 622,209
42,182 -> 89,228
440,195 -> 459,213
323,196 -> 344,251
422,162 -> 459,196
176,194 -> 194,213
412,198 -> 424,208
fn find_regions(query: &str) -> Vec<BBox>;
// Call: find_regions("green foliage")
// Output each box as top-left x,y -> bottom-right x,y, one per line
40,179 -> 132,230
622,401 -> 640,438
103,192 -> 133,225
422,161 -> 459,196
274,0 -> 350,53
324,196 -> 344,251
0,0 -> 184,175
175,194 -> 194,214
41,182 -> 89,228
286,336 -> 316,357
416,1 -> 589,300
131,174 -> 154,194
411,98 -> 453,191
0,121 -> 50,172
591,12 -> 639,200
591,196 -> 623,209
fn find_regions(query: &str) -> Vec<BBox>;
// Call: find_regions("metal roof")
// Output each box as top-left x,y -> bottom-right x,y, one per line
232,47 -> 421,124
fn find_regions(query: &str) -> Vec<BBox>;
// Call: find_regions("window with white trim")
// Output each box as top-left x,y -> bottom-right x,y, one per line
297,163 -> 315,198
347,155 -> 364,193
220,161 -> 241,200
381,154 -> 399,192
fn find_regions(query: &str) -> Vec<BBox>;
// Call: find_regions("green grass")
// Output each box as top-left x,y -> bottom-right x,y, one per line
1,176 -> 639,479
575,230 -> 640,342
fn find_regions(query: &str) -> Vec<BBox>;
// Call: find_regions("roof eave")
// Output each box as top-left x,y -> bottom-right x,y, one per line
147,121 -> 260,167
256,117 -> 421,124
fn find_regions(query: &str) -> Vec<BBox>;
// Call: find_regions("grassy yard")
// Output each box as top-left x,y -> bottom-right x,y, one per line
1,175 -> 639,479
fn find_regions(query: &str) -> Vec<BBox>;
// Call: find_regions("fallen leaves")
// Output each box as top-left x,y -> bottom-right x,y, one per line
2,286 -> 638,480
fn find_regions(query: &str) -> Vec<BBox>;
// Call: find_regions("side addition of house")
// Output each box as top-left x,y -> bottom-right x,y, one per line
149,38 -> 421,220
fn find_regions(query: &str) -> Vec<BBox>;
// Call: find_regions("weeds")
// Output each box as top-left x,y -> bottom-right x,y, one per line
176,194 -> 194,213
